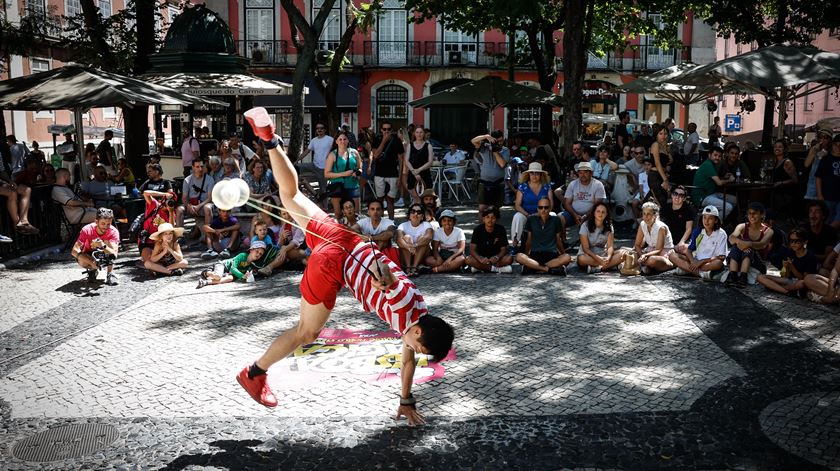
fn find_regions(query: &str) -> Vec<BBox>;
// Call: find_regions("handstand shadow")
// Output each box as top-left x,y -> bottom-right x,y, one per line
54,279 -> 103,296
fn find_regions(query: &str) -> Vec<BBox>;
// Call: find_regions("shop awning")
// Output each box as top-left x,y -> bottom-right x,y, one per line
254,75 -> 360,109
143,73 -> 295,96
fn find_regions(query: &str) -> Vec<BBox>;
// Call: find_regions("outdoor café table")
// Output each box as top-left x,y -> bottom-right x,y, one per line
721,181 -> 774,221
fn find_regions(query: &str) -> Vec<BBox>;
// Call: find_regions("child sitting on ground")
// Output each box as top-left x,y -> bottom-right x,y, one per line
197,240 -> 266,288
201,208 -> 241,259
757,228 -> 818,297
668,205 -> 728,280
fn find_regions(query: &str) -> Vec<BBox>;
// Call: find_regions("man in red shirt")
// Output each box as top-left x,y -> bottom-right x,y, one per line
71,208 -> 120,285
238,108 -> 454,426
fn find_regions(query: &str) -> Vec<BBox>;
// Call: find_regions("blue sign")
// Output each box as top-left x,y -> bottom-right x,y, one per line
725,114 -> 741,132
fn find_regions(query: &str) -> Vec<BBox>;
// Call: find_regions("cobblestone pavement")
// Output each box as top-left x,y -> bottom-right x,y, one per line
1,218 -> 840,469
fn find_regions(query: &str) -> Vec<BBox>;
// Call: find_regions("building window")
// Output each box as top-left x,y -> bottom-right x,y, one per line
98,0 -> 111,17
245,0 -> 275,61
723,37 -> 729,58
26,0 -> 46,17
510,106 -> 541,134
441,25 -> 477,65
65,0 -> 81,17
736,43 -> 742,55
31,59 -> 53,119
374,84 -> 408,131
826,89 -> 836,111
103,107 -> 117,119
312,0 -> 342,50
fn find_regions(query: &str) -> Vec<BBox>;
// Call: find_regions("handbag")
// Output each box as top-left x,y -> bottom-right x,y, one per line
325,150 -> 349,197
620,249 -> 641,276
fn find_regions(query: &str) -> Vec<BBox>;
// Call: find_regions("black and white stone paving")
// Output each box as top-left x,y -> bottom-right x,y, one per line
1,244 -> 839,469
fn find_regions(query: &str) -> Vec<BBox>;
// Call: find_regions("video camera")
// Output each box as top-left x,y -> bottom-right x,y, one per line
482,140 -> 504,153
91,247 -> 116,269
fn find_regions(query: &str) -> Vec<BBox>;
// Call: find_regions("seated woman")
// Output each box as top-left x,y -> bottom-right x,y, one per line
424,209 -> 466,273
466,206 -> 514,273
668,205 -> 728,280
396,202 -> 434,276
757,228 -> 818,296
338,199 -> 360,227
144,223 -> 189,276
633,201 -> 675,275
724,202 -> 774,287
244,159 -> 272,200
515,198 -> 571,276
577,201 -> 626,274
256,207 -> 306,276
804,244 -> 840,304
511,163 -> 552,246
112,158 -> 135,188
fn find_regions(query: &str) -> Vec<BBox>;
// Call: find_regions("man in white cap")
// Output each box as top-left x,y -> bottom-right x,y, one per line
554,161 -> 606,237
668,205 -> 728,280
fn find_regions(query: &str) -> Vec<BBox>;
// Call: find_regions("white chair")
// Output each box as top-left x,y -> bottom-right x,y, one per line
443,166 -> 471,202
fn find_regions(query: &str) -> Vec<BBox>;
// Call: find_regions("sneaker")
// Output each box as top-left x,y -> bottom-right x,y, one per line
549,266 -> 567,277
641,266 -> 651,275
586,266 -> 602,275
674,267 -> 687,276
106,272 -> 118,285
497,265 -> 513,274
257,266 -> 272,277
471,267 -> 481,274
723,271 -> 735,286
236,366 -> 278,407
201,249 -> 218,260
170,268 -> 184,276
395,198 -> 405,208
490,266 -> 499,273
0,234 -> 12,243
521,265 -> 532,275
736,272 -> 747,288
699,270 -> 711,281
219,249 -> 231,258
196,279 -> 208,289
86,269 -> 99,282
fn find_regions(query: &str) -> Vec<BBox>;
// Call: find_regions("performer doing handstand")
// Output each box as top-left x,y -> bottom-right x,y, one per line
237,108 -> 454,425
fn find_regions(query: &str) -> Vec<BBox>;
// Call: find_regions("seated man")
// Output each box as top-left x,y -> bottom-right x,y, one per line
757,228 -> 818,297
719,143 -> 751,182
396,202 -> 434,276
180,159 -> 215,238
803,200 -> 837,266
71,207 -> 120,285
692,146 -> 736,218
464,206 -> 513,273
201,208 -> 240,259
139,163 -> 172,193
14,157 -> 43,186
515,197 -> 570,276
351,199 -> 398,263
804,242 -> 840,304
53,168 -> 97,225
554,161 -> 606,237
82,165 -> 114,208
669,205 -> 728,280
0,157 -> 38,235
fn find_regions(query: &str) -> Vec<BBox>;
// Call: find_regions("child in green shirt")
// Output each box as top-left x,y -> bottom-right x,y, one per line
197,240 -> 266,288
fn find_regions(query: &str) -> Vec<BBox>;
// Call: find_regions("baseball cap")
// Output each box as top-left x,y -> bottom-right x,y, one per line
702,205 -> 719,218
440,209 -> 456,220
250,240 -> 267,251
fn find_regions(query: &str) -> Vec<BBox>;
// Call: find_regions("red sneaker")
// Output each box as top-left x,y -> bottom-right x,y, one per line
244,107 -> 276,141
236,366 -> 278,407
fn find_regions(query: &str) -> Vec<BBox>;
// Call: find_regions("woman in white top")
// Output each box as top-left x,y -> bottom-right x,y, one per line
633,201 -> 675,274
396,202 -> 434,276
424,209 -> 466,273
577,201 -> 627,273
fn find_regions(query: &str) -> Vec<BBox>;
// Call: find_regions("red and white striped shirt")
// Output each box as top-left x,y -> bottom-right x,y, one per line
343,242 -> 427,335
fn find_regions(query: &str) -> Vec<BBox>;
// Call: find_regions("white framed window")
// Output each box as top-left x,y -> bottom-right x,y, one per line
98,0 -> 111,18
312,0 -> 342,50
65,0 -> 81,17
803,86 -> 813,111
31,59 -> 54,119
26,0 -> 46,17
103,107 -> 117,119
510,106 -> 541,134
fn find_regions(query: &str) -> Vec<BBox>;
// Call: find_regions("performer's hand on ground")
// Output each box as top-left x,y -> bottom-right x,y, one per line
395,405 -> 425,426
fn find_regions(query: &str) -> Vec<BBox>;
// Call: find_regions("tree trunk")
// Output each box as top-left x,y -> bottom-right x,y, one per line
79,0 -> 117,70
561,0 -> 589,169
761,97 -> 775,148
123,0 -> 155,177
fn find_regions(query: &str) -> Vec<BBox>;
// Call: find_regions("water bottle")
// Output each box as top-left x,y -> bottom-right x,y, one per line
131,187 -> 140,198
735,167 -> 741,183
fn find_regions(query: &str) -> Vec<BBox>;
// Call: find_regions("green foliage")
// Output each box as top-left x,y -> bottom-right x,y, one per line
0,6 -> 62,72
702,0 -> 834,47
58,0 -> 165,74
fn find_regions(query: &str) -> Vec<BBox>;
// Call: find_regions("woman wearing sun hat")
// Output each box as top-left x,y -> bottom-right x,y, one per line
144,222 -> 189,276
511,162 -> 553,246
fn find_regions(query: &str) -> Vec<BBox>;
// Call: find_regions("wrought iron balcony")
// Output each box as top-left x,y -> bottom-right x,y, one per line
422,41 -> 504,67
363,41 -> 423,66
234,40 -> 289,66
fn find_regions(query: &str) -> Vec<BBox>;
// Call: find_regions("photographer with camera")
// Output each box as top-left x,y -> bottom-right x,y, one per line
371,121 -> 404,221
471,130 -> 510,214
72,208 -> 120,285
180,159 -> 214,239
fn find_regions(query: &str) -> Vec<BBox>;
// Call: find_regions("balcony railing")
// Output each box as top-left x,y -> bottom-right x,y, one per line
234,40 -> 289,66
363,41 -> 423,66
422,41 -> 503,68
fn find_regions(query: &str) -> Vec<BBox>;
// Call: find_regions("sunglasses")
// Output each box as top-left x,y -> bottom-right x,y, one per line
537,205 -> 550,210
672,192 -> 687,197
409,209 -> 423,214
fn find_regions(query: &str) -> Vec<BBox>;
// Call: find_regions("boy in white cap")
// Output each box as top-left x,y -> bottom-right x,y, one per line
197,241 -> 266,288
668,205 -> 728,280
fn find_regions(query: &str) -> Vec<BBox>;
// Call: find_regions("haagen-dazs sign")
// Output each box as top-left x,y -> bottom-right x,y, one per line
582,81 -> 619,101
272,328 -> 456,388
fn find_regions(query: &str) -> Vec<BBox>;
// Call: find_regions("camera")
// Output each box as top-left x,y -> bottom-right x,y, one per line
483,140 -> 503,153
353,169 -> 362,177
166,198 -> 178,208
91,247 -> 116,269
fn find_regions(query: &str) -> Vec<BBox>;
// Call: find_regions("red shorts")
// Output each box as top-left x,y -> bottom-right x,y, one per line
299,211 -> 362,309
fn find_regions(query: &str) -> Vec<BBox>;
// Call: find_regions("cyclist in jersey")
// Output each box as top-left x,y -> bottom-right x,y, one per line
237,108 -> 454,426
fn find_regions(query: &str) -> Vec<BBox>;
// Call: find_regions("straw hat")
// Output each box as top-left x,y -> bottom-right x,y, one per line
420,188 -> 438,199
523,162 -> 547,174
149,223 -> 184,240
519,162 -> 549,183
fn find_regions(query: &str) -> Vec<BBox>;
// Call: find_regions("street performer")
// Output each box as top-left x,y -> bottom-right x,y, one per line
237,107 -> 454,426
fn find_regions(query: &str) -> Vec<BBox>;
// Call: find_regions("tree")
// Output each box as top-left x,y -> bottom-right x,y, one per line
702,0 -> 836,147
280,0 -> 381,161
407,0 -> 697,164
